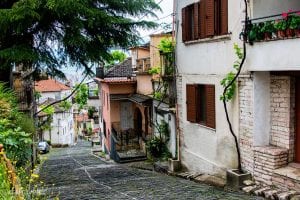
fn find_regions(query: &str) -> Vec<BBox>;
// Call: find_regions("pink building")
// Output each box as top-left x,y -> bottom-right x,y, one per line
95,58 -> 152,162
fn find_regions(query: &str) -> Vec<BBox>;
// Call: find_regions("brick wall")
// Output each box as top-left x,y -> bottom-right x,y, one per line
270,75 -> 295,162
239,75 -> 297,190
238,76 -> 254,172
254,146 -> 288,185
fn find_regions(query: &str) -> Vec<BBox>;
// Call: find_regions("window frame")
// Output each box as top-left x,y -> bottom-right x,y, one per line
186,84 -> 216,129
182,0 -> 228,42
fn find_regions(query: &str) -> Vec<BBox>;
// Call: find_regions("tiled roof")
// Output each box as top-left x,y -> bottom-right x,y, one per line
100,77 -> 136,84
35,79 -> 70,92
105,58 -> 133,78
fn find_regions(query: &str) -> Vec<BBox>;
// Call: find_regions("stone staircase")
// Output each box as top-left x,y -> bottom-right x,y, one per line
115,149 -> 147,163
242,179 -> 300,200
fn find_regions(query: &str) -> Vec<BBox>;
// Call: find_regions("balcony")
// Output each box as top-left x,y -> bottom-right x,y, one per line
160,51 -> 175,78
245,10 -> 300,71
136,57 -> 151,74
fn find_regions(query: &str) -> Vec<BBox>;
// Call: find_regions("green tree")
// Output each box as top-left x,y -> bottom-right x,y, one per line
75,83 -> 88,110
0,0 -> 160,82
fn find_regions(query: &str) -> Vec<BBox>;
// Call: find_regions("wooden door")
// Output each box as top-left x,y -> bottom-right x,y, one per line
120,102 -> 133,130
295,78 -> 300,163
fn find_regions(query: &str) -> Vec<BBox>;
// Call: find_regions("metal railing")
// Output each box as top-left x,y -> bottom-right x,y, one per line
245,11 -> 300,43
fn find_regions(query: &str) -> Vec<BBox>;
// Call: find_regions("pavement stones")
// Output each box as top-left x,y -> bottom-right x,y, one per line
39,140 -> 262,199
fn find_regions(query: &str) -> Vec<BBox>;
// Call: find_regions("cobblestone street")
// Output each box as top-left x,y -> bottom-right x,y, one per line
39,141 -> 262,200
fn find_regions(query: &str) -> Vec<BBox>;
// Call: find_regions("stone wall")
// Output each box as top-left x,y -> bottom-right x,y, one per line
239,76 -> 254,172
270,75 -> 295,162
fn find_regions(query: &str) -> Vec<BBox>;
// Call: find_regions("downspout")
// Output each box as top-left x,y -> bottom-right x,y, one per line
222,0 -> 249,172
173,0 -> 181,161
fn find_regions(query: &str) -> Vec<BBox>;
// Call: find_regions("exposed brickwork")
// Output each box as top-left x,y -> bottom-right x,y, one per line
238,77 -> 254,172
253,146 -> 288,185
272,172 -> 300,191
270,75 -> 295,162
239,75 -> 298,191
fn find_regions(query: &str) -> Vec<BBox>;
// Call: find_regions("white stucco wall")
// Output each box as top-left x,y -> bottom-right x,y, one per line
175,0 -> 245,176
251,0 -> 300,19
39,90 -> 71,103
152,101 -> 177,158
245,38 -> 300,71
43,110 -> 75,145
253,72 -> 270,146
39,89 -> 75,145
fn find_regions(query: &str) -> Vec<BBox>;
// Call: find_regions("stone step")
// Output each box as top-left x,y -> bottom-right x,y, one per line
276,191 -> 298,200
254,187 -> 271,196
291,195 -> 300,200
263,189 -> 278,200
243,179 -> 256,186
242,185 -> 258,194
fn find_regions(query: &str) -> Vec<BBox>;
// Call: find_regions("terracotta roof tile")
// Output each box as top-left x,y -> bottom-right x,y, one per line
35,79 -> 71,92
105,58 -> 133,78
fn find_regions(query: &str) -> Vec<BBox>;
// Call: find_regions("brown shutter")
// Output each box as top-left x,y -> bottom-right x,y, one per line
199,0 -> 206,39
193,3 -> 199,40
220,0 -> 228,35
205,85 -> 215,129
206,0 -> 215,37
186,84 -> 197,123
182,7 -> 187,42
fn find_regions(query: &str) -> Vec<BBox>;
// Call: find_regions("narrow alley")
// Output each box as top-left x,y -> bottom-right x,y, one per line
39,141 -> 261,200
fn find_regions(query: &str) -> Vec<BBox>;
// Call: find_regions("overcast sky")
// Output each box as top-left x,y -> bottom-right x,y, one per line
62,0 -> 174,82
139,0 -> 174,43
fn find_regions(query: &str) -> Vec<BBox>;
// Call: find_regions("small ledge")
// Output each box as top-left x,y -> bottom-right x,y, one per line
254,145 -> 288,156
274,165 -> 300,182
184,34 -> 231,45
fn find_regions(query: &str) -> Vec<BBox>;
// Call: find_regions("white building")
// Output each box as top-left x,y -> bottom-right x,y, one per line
35,79 -> 75,146
176,0 -> 300,190
175,0 -> 244,177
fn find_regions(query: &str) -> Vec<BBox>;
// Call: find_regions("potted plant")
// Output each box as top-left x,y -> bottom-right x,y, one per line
261,21 -> 275,40
289,14 -> 300,37
248,23 -> 264,42
274,19 -> 287,38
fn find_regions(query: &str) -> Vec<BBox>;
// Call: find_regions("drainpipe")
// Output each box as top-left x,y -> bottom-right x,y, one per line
172,0 -> 181,161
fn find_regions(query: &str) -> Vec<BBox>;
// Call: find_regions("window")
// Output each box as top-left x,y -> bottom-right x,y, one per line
182,0 -> 228,42
186,84 -> 215,129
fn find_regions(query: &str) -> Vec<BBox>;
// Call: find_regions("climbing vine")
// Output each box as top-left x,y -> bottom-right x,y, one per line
220,44 -> 243,101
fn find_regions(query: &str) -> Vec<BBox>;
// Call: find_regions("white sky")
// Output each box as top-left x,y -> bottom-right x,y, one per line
139,0 -> 174,43
62,0 -> 174,82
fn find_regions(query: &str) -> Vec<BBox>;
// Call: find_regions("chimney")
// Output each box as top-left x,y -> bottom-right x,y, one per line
96,63 -> 104,79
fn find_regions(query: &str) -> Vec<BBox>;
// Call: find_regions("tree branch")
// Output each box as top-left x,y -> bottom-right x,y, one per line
34,62 -> 93,117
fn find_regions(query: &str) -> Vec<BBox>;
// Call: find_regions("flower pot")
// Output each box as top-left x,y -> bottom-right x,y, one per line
226,169 -> 251,190
277,30 -> 286,39
286,28 -> 295,38
264,32 -> 272,40
295,29 -> 300,37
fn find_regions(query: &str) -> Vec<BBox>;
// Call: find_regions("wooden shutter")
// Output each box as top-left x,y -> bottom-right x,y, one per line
199,0 -> 206,38
205,85 -> 215,129
220,0 -> 228,35
182,7 -> 187,42
193,3 -> 199,40
186,84 -> 197,123
206,0 -> 215,37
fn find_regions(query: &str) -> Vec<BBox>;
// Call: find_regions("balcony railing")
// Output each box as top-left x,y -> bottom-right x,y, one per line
136,57 -> 151,73
246,11 -> 300,44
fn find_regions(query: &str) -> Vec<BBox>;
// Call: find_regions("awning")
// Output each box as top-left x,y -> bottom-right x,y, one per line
110,94 -> 152,106
128,94 -> 152,106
